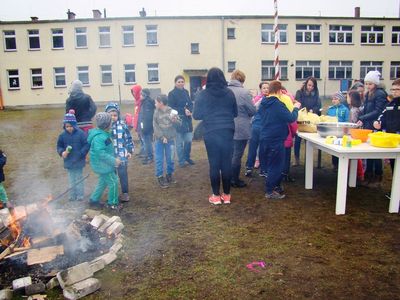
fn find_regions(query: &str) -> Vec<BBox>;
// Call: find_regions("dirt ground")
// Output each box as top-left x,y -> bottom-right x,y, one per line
0,105 -> 399,300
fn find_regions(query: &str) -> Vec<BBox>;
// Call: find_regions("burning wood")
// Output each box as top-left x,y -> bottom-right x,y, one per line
27,245 -> 64,266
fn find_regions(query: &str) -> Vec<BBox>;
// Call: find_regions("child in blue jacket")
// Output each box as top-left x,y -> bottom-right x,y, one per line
56,110 -> 90,201
105,102 -> 134,202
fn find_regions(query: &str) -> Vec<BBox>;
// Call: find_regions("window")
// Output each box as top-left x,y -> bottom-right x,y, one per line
31,68 -> 43,88
52,28 -> 64,49
392,26 -> 400,44
146,25 -> 158,45
360,61 -> 383,79
28,29 -> 40,50
147,63 -> 159,83
53,67 -> 66,87
124,64 -> 136,84
261,60 -> 288,80
261,24 -> 287,43
99,26 -> 111,47
7,69 -> 20,89
227,28 -> 236,39
3,30 -> 16,51
77,66 -> 89,85
296,24 -> 321,43
75,27 -> 87,48
329,25 -> 353,44
100,65 -> 112,84
361,26 -> 384,44
228,61 -> 236,72
328,61 -> 352,79
295,61 -> 321,79
122,25 -> 134,46
390,61 -> 400,79
191,43 -> 199,54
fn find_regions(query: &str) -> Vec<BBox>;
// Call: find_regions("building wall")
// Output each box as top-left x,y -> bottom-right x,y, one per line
0,15 -> 399,107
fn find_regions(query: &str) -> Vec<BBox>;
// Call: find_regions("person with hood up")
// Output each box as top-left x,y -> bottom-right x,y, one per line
131,84 -> 145,157
87,112 -> 122,210
259,81 -> 301,200
56,110 -> 90,201
228,70 -> 256,188
140,89 -> 156,165
65,80 -> 97,134
357,70 -> 388,188
193,67 -> 238,205
105,102 -> 134,202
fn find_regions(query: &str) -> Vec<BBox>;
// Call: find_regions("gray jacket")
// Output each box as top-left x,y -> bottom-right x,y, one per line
228,80 -> 256,140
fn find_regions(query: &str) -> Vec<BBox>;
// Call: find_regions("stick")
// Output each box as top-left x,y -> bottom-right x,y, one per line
50,174 -> 90,202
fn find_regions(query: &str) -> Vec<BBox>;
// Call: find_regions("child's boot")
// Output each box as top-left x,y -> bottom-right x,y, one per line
157,176 -> 169,188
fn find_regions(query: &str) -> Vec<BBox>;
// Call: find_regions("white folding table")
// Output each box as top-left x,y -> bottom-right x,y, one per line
298,132 -> 400,215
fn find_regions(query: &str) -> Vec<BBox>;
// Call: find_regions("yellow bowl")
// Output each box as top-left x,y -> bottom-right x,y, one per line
368,132 -> 400,148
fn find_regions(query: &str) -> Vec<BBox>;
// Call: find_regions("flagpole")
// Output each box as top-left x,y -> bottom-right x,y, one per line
274,0 -> 280,80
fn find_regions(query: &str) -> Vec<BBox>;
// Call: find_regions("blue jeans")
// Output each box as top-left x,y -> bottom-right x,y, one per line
176,132 -> 193,164
155,139 -> 175,177
246,127 -> 260,169
117,163 -> 129,193
142,133 -> 154,160
259,141 -> 285,194
282,147 -> 292,175
67,168 -> 84,200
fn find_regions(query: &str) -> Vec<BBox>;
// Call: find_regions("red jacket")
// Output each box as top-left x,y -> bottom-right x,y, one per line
130,85 -> 142,131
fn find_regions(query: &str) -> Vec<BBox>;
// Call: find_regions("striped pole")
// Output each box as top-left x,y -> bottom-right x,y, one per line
273,0 -> 280,80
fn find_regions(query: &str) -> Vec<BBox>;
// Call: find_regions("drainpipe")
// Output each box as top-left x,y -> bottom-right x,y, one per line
0,86 -> 4,110
221,16 -> 225,72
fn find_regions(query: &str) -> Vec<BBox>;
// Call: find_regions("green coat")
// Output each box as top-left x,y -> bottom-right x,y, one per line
87,128 -> 116,174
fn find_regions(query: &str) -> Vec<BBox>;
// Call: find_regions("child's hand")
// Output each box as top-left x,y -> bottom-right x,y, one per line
62,151 -> 69,158
373,121 -> 381,130
356,120 -> 363,127
185,108 -> 192,117
163,137 -> 168,144
294,101 -> 301,109
115,158 -> 122,167
126,152 -> 132,159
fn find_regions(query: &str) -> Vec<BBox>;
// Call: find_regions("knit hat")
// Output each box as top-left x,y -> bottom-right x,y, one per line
105,102 -> 120,113
364,71 -> 381,85
333,91 -> 346,104
63,109 -> 77,126
95,112 -> 112,130
69,80 -> 83,95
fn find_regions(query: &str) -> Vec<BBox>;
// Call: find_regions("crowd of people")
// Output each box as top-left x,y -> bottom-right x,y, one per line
1,69 -> 399,210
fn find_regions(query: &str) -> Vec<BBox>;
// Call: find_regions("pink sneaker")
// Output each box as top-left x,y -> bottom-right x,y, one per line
209,194 -> 222,205
221,193 -> 231,204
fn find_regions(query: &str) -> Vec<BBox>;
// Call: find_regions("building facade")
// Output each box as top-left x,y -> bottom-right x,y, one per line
0,14 -> 399,107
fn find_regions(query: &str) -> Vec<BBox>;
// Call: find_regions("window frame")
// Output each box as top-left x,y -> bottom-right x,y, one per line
77,66 -> 90,86
329,25 -> 353,44
295,60 -> 321,80
361,25 -> 384,45
122,25 -> 134,47
261,60 -> 288,80
390,61 -> 400,80
227,28 -> 236,39
75,27 -> 88,48
53,67 -> 66,87
392,26 -> 400,45
227,61 -> 236,73
30,68 -> 43,89
124,64 -> 136,84
51,28 -> 64,49
191,43 -> 199,54
147,63 -> 159,83
99,26 -> 111,48
296,24 -> 321,44
7,69 -> 20,90
146,25 -> 158,46
261,24 -> 288,44
3,30 -> 17,51
100,65 -> 113,85
28,29 -> 40,50
360,61 -> 383,79
328,60 -> 353,80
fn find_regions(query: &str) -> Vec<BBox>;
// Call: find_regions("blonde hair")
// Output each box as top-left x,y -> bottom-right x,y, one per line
231,70 -> 246,83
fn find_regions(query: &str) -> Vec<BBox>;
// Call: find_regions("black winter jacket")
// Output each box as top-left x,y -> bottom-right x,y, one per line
140,96 -> 155,135
295,89 -> 321,116
358,88 -> 387,130
168,87 -> 193,133
66,92 -> 97,124
377,97 -> 400,133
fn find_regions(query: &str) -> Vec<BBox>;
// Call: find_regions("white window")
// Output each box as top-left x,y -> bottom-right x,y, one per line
146,25 -> 158,45
296,24 -> 321,43
361,26 -> 384,44
3,30 -> 16,51
329,25 -> 353,44
228,61 -> 236,72
124,64 -> 136,84
360,61 -> 383,79
100,65 -> 112,84
227,28 -> 236,39
392,26 -> 400,45
261,60 -> 288,80
99,26 -> 111,47
54,67 -> 66,87
7,69 -> 20,89
75,27 -> 87,48
77,66 -> 89,85
31,68 -> 43,88
28,29 -> 40,50
296,61 -> 321,80
147,63 -> 159,83
52,28 -> 64,49
328,61 -> 352,79
191,43 -> 199,54
122,25 -> 134,46
390,61 -> 400,79
261,24 -> 287,44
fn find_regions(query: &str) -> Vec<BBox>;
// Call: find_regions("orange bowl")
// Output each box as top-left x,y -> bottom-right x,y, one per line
349,128 -> 373,142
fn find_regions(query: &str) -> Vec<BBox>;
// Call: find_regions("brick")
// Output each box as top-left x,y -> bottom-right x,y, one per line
106,222 -> 124,237
89,259 -> 105,273
27,295 -> 47,300
57,262 -> 93,289
0,289 -> 13,300
0,208 -> 11,227
12,276 -> 32,290
25,282 -> 45,296
92,252 -> 117,265
90,214 -> 107,229
109,242 -> 123,254
84,209 -> 102,219
98,216 -> 120,233
45,277 -> 60,290
63,278 -> 101,300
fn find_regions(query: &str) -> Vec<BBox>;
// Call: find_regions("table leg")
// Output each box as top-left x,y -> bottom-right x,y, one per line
349,159 -> 357,187
305,140 -> 314,189
336,156 -> 349,215
389,156 -> 400,213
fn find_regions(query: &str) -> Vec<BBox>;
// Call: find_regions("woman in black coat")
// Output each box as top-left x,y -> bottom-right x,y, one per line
140,89 -> 156,164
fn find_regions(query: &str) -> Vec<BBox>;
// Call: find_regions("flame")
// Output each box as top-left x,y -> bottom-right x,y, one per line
8,212 -> 21,241
22,237 -> 31,248
43,195 -> 53,207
